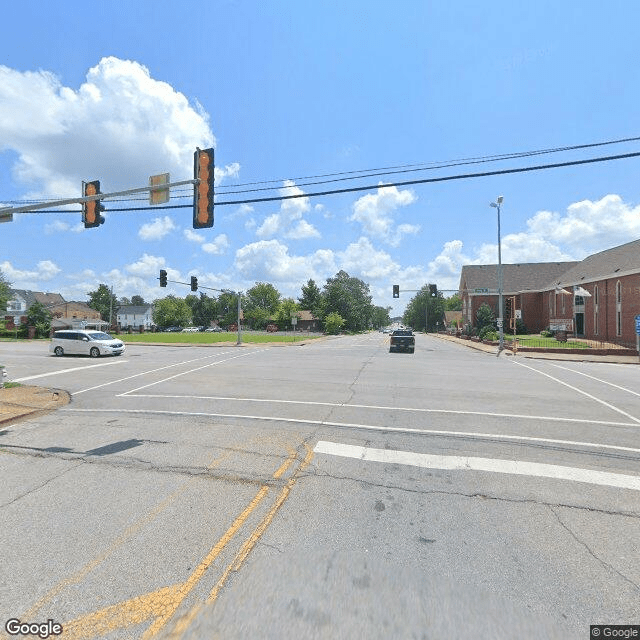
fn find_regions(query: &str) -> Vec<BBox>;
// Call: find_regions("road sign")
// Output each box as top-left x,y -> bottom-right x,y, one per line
635,315 -> 640,335
149,173 -> 170,205
496,319 -> 503,328
474,288 -> 489,293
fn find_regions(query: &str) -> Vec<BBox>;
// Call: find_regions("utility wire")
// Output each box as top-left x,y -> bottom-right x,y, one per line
213,134 -> 640,194
7,133 -> 640,205
27,150 -> 640,214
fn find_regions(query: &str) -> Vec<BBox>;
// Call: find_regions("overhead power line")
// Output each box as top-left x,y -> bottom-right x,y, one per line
27,150 -> 640,214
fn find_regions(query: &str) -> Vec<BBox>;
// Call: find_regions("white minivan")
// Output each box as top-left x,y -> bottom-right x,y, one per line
49,330 -> 125,358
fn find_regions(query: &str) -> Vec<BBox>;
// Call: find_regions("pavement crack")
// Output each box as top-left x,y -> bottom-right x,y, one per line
306,468 -> 640,520
0,461 -> 84,508
548,505 -> 640,593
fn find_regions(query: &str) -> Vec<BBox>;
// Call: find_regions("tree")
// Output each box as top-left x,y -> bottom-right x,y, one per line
371,305 -> 392,329
324,312 -> 344,335
0,269 -> 12,313
298,279 -> 323,316
275,298 -> 299,328
26,301 -> 52,338
321,271 -> 373,332
119,296 -> 131,306
131,295 -> 145,306
152,296 -> 192,329
402,285 -> 445,332
445,294 -> 462,311
87,284 -> 118,322
244,282 -> 281,329
188,293 -> 218,327
217,291 -> 239,328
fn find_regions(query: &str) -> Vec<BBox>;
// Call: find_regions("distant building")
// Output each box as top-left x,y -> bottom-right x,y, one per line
48,301 -> 106,331
5,290 -> 66,327
459,238 -> 640,348
116,304 -> 155,330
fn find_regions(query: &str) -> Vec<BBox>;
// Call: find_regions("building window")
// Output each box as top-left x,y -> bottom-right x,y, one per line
594,286 -> 599,335
616,281 -> 622,335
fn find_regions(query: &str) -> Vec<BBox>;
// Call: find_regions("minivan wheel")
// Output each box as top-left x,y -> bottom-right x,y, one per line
54,346 -> 64,356
89,347 -> 100,358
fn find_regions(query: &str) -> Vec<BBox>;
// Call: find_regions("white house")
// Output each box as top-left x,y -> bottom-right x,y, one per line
116,304 -> 155,330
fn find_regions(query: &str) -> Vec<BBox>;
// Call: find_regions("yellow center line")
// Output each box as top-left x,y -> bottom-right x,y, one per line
206,445 -> 314,605
18,440 -> 259,623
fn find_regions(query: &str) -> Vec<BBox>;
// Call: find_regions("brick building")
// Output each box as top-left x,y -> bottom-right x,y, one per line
459,238 -> 640,348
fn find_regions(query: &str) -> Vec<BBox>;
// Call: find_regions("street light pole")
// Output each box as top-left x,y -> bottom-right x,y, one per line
490,196 -> 504,351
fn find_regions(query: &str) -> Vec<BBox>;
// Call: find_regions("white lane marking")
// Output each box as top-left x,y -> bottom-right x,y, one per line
59,409 -> 640,455
545,362 -> 640,399
511,360 -> 640,425
118,349 -> 268,396
74,352 -> 235,394
13,360 -> 128,382
119,393 -> 637,429
313,441 -> 640,492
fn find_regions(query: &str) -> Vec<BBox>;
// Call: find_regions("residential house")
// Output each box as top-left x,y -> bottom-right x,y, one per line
116,304 -> 155,331
5,290 -> 65,327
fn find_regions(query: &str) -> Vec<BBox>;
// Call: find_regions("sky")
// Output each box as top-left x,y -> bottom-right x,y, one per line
2,1 -> 640,317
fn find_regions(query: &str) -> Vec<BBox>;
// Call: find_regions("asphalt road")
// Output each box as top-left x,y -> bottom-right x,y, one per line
1,334 -> 639,639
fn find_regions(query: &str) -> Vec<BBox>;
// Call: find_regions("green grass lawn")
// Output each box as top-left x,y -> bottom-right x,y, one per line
505,335 -> 593,349
119,332 -> 324,344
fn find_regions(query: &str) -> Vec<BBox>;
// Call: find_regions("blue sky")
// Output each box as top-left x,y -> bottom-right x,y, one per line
2,1 -> 640,316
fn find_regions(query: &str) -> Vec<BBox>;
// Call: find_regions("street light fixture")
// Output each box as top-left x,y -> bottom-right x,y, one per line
490,196 -> 504,351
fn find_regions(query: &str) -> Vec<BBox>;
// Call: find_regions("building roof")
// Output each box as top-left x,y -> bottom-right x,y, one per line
546,238 -> 640,289
297,310 -> 318,321
459,262 -> 578,295
9,289 -> 66,307
116,304 -> 154,314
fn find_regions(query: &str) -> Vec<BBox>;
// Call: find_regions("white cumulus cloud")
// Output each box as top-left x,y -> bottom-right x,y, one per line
256,181 -> 320,240
202,234 -> 230,255
138,216 -> 176,241
0,57 -> 218,199
350,184 -> 419,246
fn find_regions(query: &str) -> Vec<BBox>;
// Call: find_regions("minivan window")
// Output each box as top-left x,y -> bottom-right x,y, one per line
88,332 -> 113,340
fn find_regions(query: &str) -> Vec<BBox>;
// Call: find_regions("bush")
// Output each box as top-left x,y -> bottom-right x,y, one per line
478,325 -> 498,341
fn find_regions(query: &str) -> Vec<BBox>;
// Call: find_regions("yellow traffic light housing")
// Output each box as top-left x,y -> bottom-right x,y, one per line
82,180 -> 105,228
193,148 -> 214,229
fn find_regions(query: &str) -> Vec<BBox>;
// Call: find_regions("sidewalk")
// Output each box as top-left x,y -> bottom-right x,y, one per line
431,333 -> 640,364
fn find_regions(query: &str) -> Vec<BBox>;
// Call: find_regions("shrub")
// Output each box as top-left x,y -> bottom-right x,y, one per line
478,325 -> 498,341
540,328 -> 554,338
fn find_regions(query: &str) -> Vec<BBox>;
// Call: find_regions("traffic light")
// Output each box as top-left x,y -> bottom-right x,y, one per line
193,147 -> 214,229
190,276 -> 198,292
82,180 -> 105,228
429,284 -> 438,297
393,285 -> 400,298
159,269 -> 167,287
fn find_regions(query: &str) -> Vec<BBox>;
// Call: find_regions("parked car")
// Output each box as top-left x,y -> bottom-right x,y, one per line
50,330 -> 125,358
205,327 -> 223,332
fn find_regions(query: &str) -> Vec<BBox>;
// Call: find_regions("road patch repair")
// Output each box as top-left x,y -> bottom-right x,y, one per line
0,385 -> 70,425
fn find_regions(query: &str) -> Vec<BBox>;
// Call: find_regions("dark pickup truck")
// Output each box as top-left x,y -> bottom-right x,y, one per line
389,329 -> 415,354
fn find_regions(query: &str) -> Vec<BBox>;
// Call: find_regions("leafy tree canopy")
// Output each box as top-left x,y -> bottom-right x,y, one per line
402,284 -> 445,332
87,284 -> 118,321
445,294 -> 462,311
0,269 -> 12,312
275,298 -> 299,328
152,295 -> 192,329
244,282 -> 281,329
322,271 -> 372,332
324,311 -> 344,335
26,301 -> 52,338
131,295 -> 146,306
